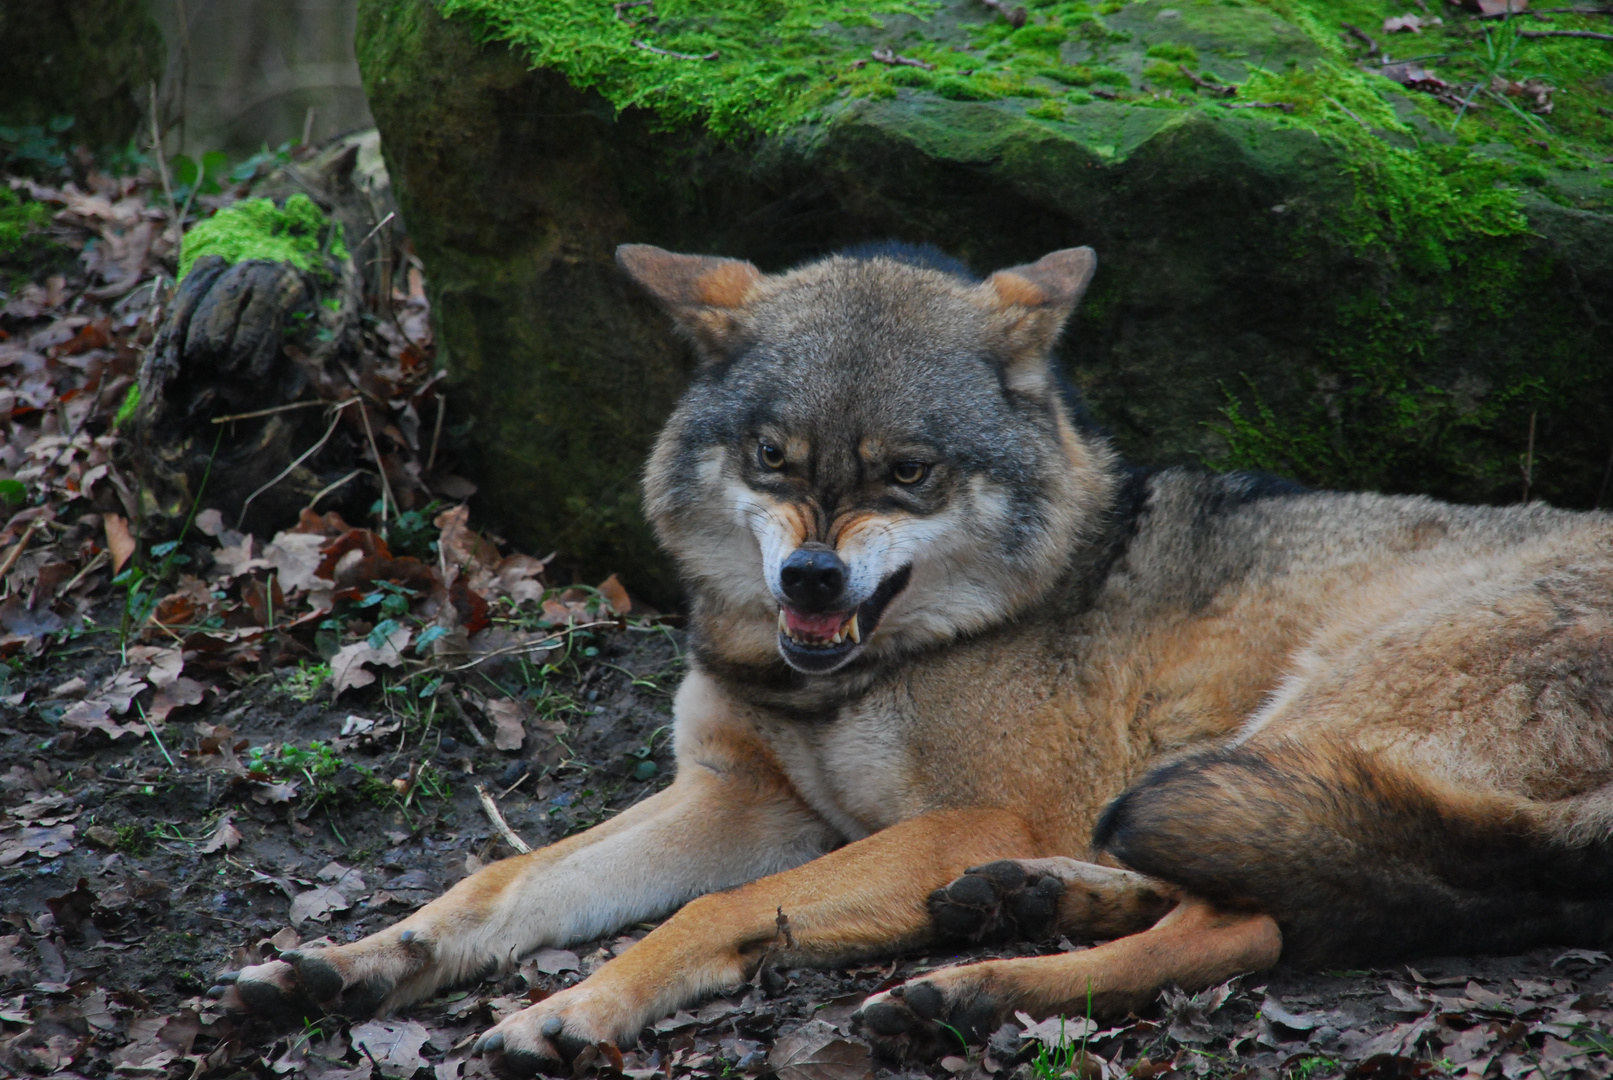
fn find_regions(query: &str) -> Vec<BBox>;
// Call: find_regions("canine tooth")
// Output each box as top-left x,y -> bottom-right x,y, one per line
830,628 -> 844,645
847,613 -> 861,644
778,610 -> 788,634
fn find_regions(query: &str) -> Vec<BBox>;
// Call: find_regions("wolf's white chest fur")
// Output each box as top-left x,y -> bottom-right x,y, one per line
754,696 -> 918,843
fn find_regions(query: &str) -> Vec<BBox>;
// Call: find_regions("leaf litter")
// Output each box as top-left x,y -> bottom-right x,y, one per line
5,141 -> 1613,1080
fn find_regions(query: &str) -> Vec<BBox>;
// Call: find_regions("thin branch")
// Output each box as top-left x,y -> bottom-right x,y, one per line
357,400 -> 397,525
475,783 -> 532,854
1341,22 -> 1381,56
1180,65 -> 1236,96
871,47 -> 937,70
1226,100 -> 1296,112
427,392 -> 446,473
632,39 -> 718,60
1478,5 -> 1613,16
304,469 -> 364,512
234,400 -> 357,529
0,521 -> 40,592
211,398 -> 335,424
1519,28 -> 1613,38
357,211 -> 396,250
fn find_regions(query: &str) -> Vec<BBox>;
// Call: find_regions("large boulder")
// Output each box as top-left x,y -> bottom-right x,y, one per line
355,0 -> 1613,600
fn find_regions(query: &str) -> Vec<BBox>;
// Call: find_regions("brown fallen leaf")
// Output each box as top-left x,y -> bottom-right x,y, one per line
329,624 -> 412,695
149,675 -> 206,721
0,822 -> 75,865
289,884 -> 351,926
199,813 -> 241,853
598,573 -> 632,616
350,1018 -> 432,1078
769,1019 -> 874,1080
484,698 -> 527,751
104,512 -> 136,574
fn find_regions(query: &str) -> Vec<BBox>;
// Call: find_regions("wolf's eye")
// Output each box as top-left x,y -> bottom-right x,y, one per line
892,462 -> 928,485
758,443 -> 786,470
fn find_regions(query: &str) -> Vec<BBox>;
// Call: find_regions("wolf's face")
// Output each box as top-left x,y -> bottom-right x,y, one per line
625,245 -> 1114,677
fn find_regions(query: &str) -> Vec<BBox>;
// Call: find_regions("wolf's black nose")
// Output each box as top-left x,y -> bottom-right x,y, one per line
781,547 -> 848,610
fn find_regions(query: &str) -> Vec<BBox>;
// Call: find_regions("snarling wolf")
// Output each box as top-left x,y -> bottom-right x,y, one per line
214,243 -> 1613,1072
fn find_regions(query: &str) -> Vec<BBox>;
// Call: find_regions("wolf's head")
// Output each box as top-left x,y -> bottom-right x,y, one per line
622,244 -> 1116,680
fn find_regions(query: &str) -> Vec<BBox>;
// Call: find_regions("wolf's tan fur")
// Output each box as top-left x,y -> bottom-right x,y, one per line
216,244 -> 1613,1074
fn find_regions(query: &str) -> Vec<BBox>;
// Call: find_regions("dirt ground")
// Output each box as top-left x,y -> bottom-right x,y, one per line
4,615 -> 1613,1080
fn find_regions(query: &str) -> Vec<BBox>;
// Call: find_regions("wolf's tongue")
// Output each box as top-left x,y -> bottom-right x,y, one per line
783,607 -> 847,637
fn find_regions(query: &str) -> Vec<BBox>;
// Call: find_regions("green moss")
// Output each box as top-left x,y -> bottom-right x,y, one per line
177,193 -> 348,281
1144,42 -> 1198,64
0,188 -> 49,259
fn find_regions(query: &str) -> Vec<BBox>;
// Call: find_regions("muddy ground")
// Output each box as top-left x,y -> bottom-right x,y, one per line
3,614 -> 1612,1080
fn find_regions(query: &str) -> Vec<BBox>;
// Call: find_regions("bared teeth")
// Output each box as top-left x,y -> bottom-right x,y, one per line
776,608 -> 863,648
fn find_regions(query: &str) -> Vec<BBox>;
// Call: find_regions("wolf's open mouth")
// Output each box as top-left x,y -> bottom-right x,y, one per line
776,565 -> 911,673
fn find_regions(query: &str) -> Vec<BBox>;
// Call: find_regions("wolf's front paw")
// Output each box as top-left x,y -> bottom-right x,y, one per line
856,973 -> 1005,1062
208,942 -> 405,1020
928,860 -> 1065,943
473,988 -> 624,1078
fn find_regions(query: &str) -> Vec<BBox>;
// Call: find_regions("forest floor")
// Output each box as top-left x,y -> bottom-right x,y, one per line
4,158 -> 1613,1080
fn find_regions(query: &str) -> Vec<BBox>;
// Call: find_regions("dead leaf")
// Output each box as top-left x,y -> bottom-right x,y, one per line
289,885 -> 351,926
318,860 -> 367,894
104,512 -> 135,574
484,698 -> 527,751
598,573 -> 632,616
769,1020 -> 874,1080
149,676 -> 206,721
1466,0 -> 1527,14
351,1018 -> 432,1078
263,530 -> 332,592
329,624 -> 412,695
527,947 -> 580,974
0,934 -> 31,978
0,822 -> 75,865
1383,14 -> 1440,32
200,813 -> 241,853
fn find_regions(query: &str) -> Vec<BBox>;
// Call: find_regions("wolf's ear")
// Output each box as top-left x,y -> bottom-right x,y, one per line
981,247 -> 1097,387
616,244 -> 763,358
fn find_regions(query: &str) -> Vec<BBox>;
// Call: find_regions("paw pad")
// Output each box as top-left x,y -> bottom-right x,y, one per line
928,860 -> 1065,943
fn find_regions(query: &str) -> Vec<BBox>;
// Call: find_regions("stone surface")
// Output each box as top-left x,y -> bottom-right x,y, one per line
355,0 -> 1613,598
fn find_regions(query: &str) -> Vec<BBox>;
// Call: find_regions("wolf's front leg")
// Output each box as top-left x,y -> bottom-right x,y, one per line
470,808 -> 1041,1076
211,678 -> 839,1018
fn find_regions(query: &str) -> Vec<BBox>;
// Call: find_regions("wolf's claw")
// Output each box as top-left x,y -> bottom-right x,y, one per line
928,860 -> 1065,943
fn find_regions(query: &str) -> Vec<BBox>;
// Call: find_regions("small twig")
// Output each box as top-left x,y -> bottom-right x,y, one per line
1089,86 -> 1121,99
1341,22 -> 1381,56
1519,28 -> 1613,39
59,550 -> 109,596
427,392 -> 446,473
1326,95 -> 1373,128
1477,4 -> 1613,14
499,769 -> 534,800
211,398 -> 334,424
357,400 -> 397,526
305,469 -> 364,512
357,211 -> 397,250
632,40 -> 718,60
1521,409 -> 1537,504
1179,65 -> 1236,96
301,106 -> 317,147
871,48 -> 937,70
1226,100 -> 1296,112
475,783 -> 532,854
148,83 -> 179,236
0,521 -> 40,590
234,400 -> 357,529
980,0 -> 1028,28
438,690 -> 491,747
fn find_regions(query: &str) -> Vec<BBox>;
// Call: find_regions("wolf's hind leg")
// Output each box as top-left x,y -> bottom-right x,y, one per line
929,858 -> 1180,944
859,898 -> 1281,1060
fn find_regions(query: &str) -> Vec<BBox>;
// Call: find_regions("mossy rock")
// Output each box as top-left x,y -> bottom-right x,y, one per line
355,0 -> 1613,600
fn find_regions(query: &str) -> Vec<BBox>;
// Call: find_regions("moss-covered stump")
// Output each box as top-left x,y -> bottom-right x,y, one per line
356,0 -> 1613,598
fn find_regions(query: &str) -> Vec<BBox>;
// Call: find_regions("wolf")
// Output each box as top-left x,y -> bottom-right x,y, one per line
213,242 -> 1613,1073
